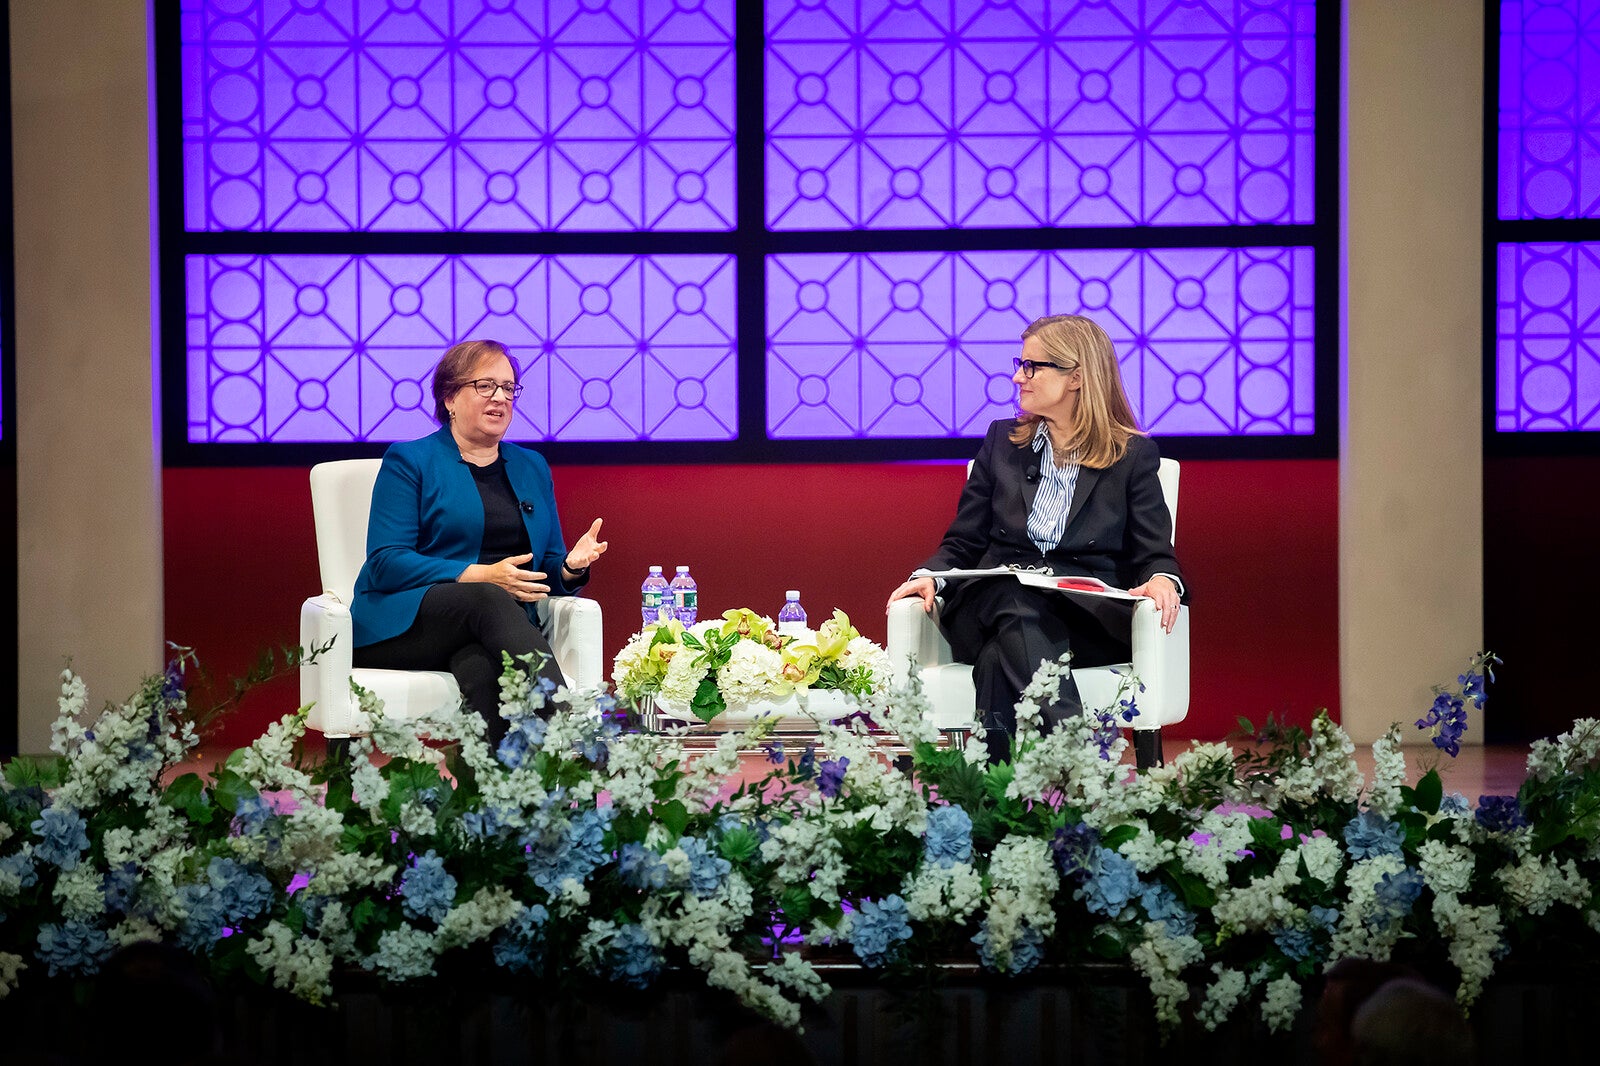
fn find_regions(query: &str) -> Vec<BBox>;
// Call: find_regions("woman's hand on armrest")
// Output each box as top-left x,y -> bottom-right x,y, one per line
887,577 -> 937,614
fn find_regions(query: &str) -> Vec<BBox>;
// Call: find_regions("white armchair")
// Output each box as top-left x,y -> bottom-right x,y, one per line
886,458 -> 1189,769
298,458 -> 604,754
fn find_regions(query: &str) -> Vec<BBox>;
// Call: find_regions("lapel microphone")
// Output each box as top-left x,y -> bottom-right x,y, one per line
520,501 -> 534,513
1024,464 -> 1040,484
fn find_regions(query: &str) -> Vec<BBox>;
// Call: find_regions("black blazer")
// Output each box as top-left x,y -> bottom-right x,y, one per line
919,419 -> 1185,596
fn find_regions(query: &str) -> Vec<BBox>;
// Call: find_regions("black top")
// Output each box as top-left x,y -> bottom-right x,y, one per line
468,458 -> 534,565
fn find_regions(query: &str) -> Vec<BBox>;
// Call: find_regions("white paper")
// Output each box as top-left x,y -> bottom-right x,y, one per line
920,566 -> 1141,601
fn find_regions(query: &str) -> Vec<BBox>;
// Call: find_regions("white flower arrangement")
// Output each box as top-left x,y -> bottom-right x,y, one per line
611,608 -> 891,724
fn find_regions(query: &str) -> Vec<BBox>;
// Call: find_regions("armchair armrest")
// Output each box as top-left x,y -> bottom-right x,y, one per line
886,596 -> 953,682
300,593 -> 360,737
542,595 -> 604,690
1124,599 -> 1190,729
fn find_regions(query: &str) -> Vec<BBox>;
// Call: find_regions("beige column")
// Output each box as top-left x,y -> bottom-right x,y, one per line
11,0 -> 161,752
1341,2 -> 1484,744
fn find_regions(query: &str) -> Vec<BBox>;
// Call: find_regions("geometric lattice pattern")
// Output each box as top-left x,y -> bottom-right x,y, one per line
180,0 -> 736,231
1497,0 -> 1600,219
186,254 -> 737,442
1495,242 -> 1600,431
768,248 -> 1315,437
767,0 -> 1318,228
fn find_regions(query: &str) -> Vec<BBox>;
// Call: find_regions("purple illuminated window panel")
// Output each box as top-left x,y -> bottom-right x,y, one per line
1496,243 -> 1600,431
186,254 -> 738,442
767,248 -> 1315,438
180,0 -> 736,231
765,0 -> 1316,229
1497,0 -> 1600,219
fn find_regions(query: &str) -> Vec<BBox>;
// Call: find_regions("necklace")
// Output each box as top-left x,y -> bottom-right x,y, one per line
459,447 -> 499,466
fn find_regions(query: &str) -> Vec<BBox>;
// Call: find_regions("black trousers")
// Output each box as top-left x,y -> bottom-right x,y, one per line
353,583 -> 565,747
938,578 -> 1133,764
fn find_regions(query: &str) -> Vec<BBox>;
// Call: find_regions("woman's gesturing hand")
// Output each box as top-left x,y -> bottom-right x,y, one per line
565,518 -> 608,574
461,554 -> 549,602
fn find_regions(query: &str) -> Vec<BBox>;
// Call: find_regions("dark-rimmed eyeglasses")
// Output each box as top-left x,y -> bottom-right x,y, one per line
463,378 -> 524,399
1012,358 -> 1073,379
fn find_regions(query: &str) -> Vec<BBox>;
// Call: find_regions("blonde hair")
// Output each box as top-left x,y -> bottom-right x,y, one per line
1008,314 -> 1143,468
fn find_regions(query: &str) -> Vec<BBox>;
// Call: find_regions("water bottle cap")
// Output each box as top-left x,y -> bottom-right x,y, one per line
786,590 -> 800,599
676,565 -> 690,573
649,565 -> 663,573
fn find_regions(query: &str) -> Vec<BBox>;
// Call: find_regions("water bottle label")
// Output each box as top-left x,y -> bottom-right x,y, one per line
675,589 -> 697,611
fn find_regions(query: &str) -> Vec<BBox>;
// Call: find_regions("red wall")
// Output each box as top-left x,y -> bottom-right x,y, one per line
163,459 -> 1341,751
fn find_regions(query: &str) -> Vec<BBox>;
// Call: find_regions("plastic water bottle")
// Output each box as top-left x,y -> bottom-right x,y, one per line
669,565 -> 698,626
642,566 -> 672,625
777,590 -> 807,636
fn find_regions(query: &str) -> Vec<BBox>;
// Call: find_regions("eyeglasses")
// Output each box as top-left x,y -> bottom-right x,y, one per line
1012,357 -> 1074,379
464,378 -> 524,399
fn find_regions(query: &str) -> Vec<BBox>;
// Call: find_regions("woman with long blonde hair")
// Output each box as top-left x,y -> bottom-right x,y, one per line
886,314 -> 1186,763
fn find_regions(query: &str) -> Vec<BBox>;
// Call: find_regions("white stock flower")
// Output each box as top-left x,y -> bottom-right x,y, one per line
1431,893 -> 1504,1007
1366,725 -> 1407,817
1196,964 -> 1249,1031
0,953 -> 27,998
248,920 -> 335,1005
1417,839 -> 1475,897
1260,972 -> 1304,1033
1129,921 -> 1204,1031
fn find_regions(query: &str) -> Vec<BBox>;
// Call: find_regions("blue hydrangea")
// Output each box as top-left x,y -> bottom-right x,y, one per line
101,861 -> 140,914
923,804 -> 974,869
1342,810 -> 1404,860
1440,792 -> 1471,815
491,903 -> 549,974
31,806 -> 90,871
679,835 -> 731,898
618,842 -> 669,891
578,717 -> 621,766
603,923 -> 663,989
35,920 -> 112,977
1310,904 -> 1339,930
1051,823 -> 1100,879
400,850 -> 458,922
460,804 -> 517,840
232,793 -> 276,837
496,716 -> 549,770
1475,794 -> 1529,833
817,756 -> 849,799
849,895 -> 913,968
973,921 -> 1044,974
1139,882 -> 1195,937
1373,866 -> 1425,927
1274,924 -> 1316,961
1075,847 -> 1141,917
176,857 -> 275,952
0,851 -> 39,891
527,806 -> 614,895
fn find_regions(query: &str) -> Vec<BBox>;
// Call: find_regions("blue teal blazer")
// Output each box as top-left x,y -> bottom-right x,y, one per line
351,424 -> 587,647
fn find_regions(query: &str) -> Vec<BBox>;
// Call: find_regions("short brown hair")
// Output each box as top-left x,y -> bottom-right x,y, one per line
431,339 -> 512,425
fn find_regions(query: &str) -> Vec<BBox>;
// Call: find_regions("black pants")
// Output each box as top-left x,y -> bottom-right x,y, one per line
938,578 -> 1133,764
353,583 -> 565,747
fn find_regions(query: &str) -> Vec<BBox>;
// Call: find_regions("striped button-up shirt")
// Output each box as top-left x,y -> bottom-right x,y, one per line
1027,422 -> 1080,553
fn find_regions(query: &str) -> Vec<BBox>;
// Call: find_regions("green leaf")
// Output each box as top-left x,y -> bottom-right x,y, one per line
690,676 -> 725,724
1167,867 -> 1217,910
2,754 -> 68,790
1100,824 -> 1139,851
1412,769 -> 1443,815
779,885 -> 814,925
656,799 -> 690,838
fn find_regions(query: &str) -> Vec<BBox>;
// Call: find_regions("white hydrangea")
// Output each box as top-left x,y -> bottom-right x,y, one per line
1196,964 -> 1249,1031
248,920 -> 335,1005
767,951 -> 830,1003
1329,854 -> 1410,961
1431,893 -> 1505,1007
1298,834 -> 1345,886
436,886 -> 522,950
658,644 -> 710,706
840,636 -> 892,686
717,640 -> 786,706
1260,972 -> 1304,1033
1417,839 -> 1475,897
51,865 -> 108,922
1495,853 -> 1590,916
0,953 -> 27,998
365,924 -> 439,981
1129,921 -> 1204,1031
1525,718 -> 1600,782
901,861 -> 984,924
